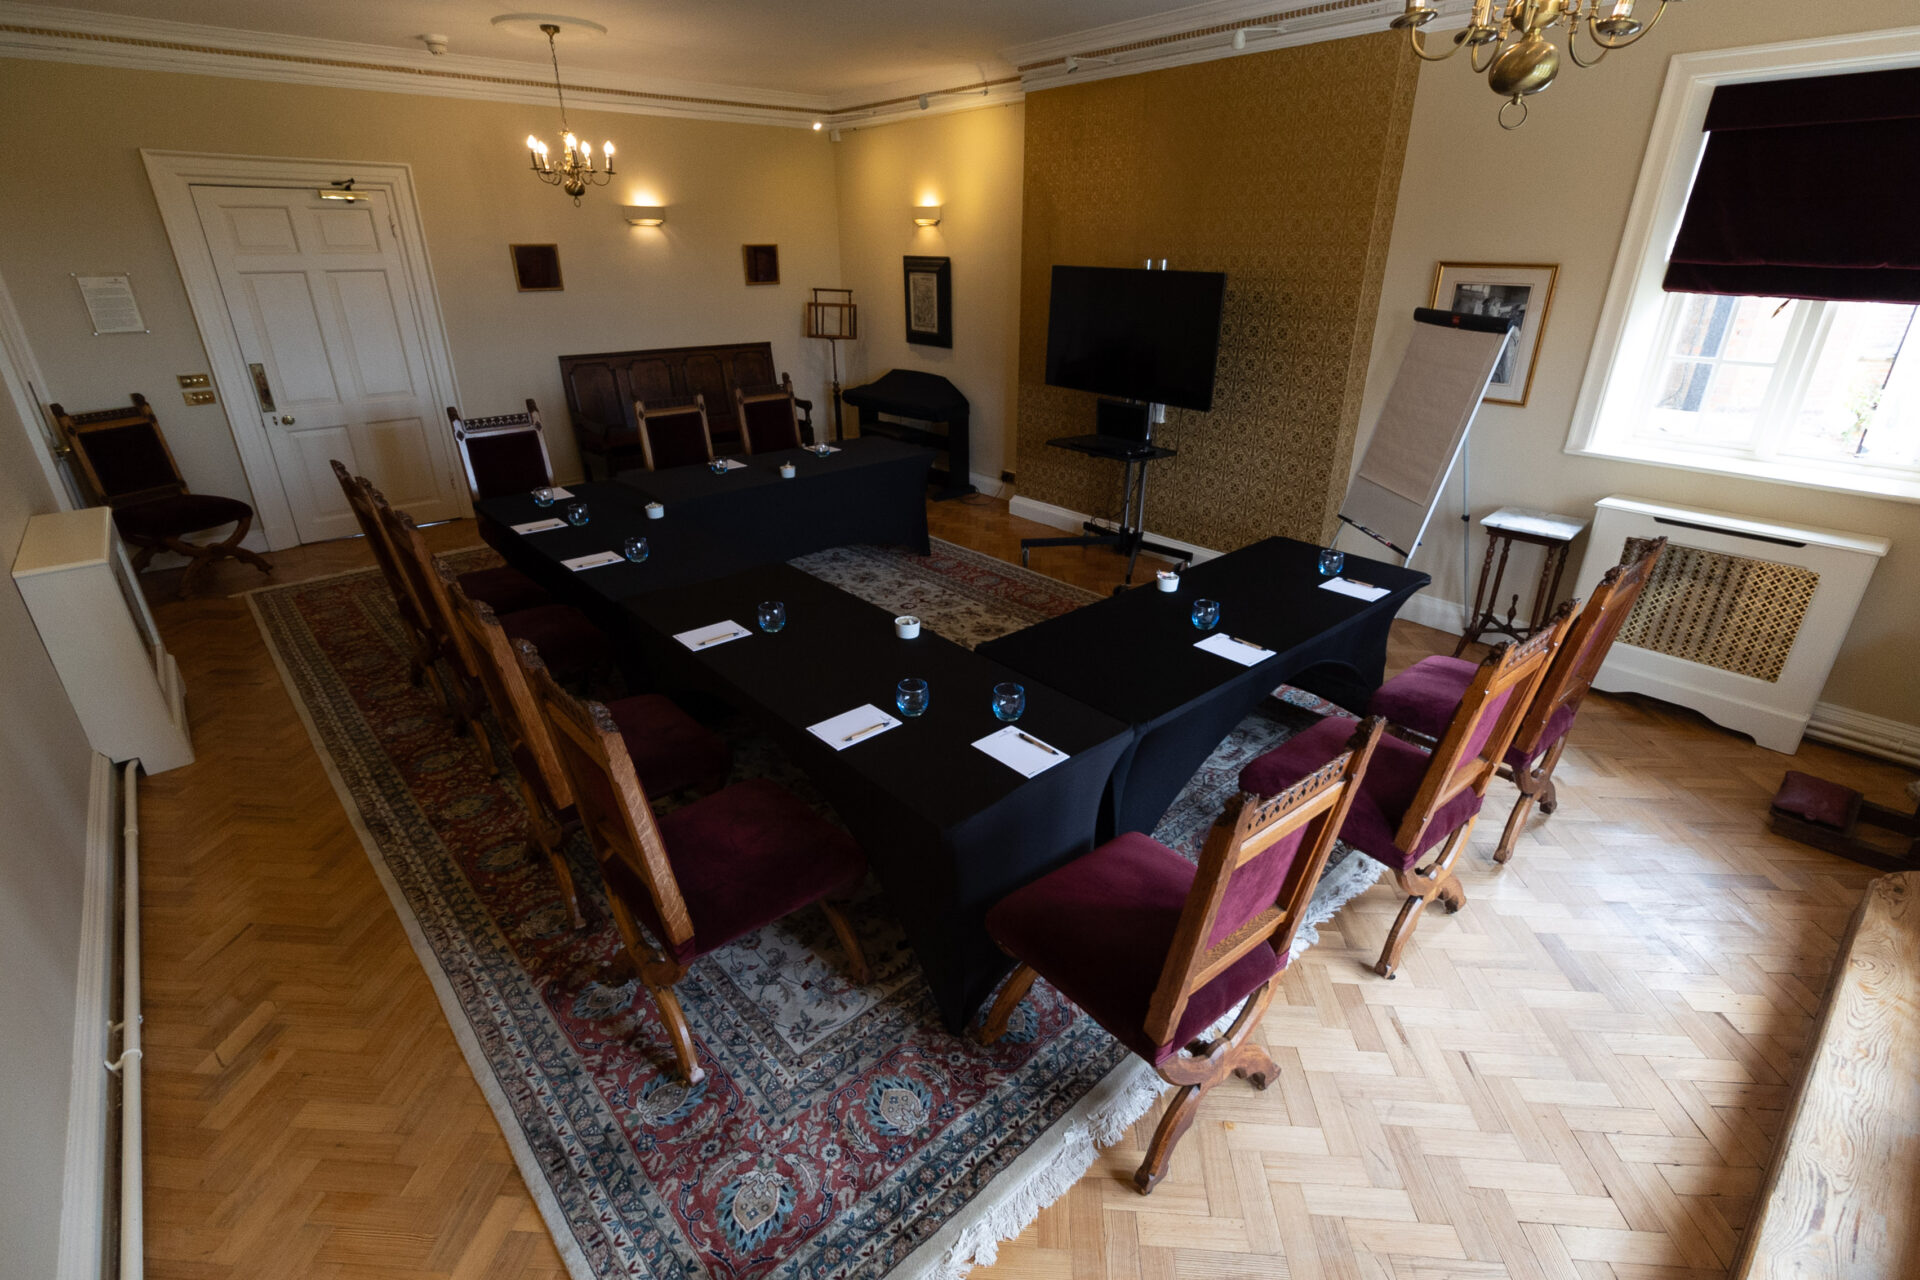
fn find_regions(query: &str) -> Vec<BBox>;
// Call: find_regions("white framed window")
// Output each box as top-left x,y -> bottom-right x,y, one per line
1567,28 -> 1920,503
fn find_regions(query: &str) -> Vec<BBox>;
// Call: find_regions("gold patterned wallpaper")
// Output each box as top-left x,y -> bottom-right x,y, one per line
1017,32 -> 1418,550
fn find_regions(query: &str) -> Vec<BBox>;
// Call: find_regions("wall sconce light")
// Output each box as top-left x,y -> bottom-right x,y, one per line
911,204 -> 943,227
622,205 -> 667,227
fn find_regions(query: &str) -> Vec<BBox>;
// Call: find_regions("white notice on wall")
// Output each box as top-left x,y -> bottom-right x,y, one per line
75,275 -> 147,335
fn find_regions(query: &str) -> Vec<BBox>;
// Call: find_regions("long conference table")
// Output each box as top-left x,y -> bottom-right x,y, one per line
476,446 -> 1427,1030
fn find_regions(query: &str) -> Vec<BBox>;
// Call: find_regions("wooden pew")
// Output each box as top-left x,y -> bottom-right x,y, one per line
1732,871 -> 1920,1278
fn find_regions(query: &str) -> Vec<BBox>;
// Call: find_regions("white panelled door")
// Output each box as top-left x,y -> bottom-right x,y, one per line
191,185 -> 462,542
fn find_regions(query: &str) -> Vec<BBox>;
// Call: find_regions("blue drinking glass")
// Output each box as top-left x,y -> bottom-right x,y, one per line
757,600 -> 786,633
896,678 -> 930,718
1318,548 -> 1345,577
532,486 -> 556,507
1190,598 -> 1221,631
564,501 -> 590,527
991,682 -> 1026,723
622,536 -> 649,563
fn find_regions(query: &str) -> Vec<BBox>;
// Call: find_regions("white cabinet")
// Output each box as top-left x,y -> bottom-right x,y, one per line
12,506 -> 193,774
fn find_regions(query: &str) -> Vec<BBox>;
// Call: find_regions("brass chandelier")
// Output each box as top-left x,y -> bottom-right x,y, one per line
1392,0 -> 1686,128
524,23 -> 614,203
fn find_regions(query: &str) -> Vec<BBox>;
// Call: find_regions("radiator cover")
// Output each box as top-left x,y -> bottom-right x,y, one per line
1571,496 -> 1890,754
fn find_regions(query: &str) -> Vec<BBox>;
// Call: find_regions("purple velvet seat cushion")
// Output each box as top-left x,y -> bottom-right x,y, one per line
985,832 -> 1283,1066
113,493 -> 252,540
1369,654 -> 1562,771
457,565 -> 552,615
607,694 -> 729,798
464,430 -> 550,501
625,778 -> 864,963
500,604 -> 609,681
1241,718 -> 1483,872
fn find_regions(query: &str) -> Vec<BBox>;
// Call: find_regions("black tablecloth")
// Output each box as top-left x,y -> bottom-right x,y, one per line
615,437 -> 934,557
977,537 -> 1429,837
624,563 -> 1132,1032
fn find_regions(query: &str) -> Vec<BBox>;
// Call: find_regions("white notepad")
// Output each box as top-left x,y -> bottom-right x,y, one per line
972,725 -> 1069,778
674,619 -> 752,651
562,550 -> 624,571
711,458 -> 747,472
1319,577 -> 1391,602
547,486 -> 574,499
1194,633 -> 1273,667
511,518 -> 568,534
808,704 -> 903,751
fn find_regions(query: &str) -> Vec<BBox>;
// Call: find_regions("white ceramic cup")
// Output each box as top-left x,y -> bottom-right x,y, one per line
779,463 -> 796,479
645,502 -> 664,520
1155,569 -> 1180,593
894,615 -> 921,640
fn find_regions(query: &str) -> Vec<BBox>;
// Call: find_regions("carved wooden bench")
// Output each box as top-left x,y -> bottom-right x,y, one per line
1732,872 -> 1920,1278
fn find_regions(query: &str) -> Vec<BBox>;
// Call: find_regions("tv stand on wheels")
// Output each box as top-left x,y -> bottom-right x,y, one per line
1020,434 -> 1192,586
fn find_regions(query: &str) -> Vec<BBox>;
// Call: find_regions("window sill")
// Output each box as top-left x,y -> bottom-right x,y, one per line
1567,439 -> 1920,505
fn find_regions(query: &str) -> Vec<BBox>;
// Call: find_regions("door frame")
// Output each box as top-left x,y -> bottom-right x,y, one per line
141,150 -> 467,550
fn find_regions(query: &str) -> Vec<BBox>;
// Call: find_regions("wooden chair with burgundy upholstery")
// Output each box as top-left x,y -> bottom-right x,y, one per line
1367,538 -> 1666,864
448,399 -> 554,502
52,392 -> 272,597
331,461 -> 451,708
1240,609 -> 1573,979
634,394 -> 716,470
373,492 -> 609,760
441,577 -> 730,926
732,374 -> 806,455
982,718 -> 1384,1193
520,643 -> 869,1083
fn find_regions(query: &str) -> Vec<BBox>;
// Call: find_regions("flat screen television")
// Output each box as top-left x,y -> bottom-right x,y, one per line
1044,266 -> 1228,411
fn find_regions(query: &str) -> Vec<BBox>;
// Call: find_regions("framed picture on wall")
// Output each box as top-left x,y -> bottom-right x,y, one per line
1429,262 -> 1559,406
743,244 -> 781,285
510,243 -> 564,292
903,255 -> 952,348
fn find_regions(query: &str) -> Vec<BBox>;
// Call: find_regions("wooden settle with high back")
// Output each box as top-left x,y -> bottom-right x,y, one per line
558,342 -> 809,476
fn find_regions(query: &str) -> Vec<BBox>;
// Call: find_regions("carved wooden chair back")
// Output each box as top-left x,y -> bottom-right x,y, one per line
1508,537 -> 1666,762
443,579 -> 574,815
372,492 -> 478,679
333,463 -> 419,620
635,394 -> 715,470
1144,717 -> 1383,1047
50,392 -> 189,508
732,374 -> 803,455
449,399 -> 553,503
1395,606 -> 1573,853
518,641 -> 695,958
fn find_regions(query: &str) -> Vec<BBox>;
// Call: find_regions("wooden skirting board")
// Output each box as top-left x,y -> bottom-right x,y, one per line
1732,872 -> 1920,1278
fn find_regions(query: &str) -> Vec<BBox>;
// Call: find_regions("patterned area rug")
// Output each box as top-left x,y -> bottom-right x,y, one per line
248,537 -> 1381,1280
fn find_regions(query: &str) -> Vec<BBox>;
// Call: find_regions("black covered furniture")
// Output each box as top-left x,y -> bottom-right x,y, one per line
52,392 -> 272,598
557,342 -> 811,477
979,537 -> 1429,839
841,369 -> 974,499
1020,434 -> 1188,585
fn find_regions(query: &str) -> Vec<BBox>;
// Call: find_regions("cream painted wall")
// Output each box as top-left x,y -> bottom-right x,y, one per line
0,59 -> 844,501
0,313 -> 98,1280
1354,0 -> 1920,726
831,105 -> 1027,487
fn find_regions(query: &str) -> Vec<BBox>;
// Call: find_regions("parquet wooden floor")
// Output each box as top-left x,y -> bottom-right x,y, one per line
134,500 -> 1914,1280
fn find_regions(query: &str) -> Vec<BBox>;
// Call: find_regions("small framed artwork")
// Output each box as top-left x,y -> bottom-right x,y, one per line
903,255 -> 952,349
743,244 -> 780,286
510,243 -> 564,292
1429,262 -> 1559,406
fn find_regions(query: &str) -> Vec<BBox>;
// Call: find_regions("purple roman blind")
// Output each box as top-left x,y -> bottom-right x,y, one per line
1663,66 -> 1920,304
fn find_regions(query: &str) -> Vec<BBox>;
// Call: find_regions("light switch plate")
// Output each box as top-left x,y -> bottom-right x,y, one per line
182,389 -> 217,406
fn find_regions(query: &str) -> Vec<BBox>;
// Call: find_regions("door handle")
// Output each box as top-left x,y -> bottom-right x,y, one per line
280,415 -> 296,425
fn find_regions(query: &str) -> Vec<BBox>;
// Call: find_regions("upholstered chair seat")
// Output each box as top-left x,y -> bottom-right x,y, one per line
455,565 -> 553,615
985,832 -> 1288,1065
608,778 -> 866,964
497,604 -> 610,682
604,694 -> 731,799
110,492 -> 254,541
1242,717 -> 1485,872
1370,655 -> 1575,772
